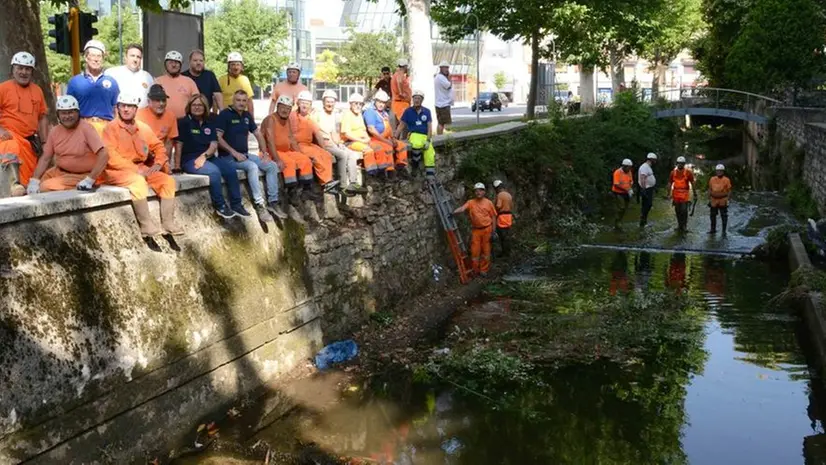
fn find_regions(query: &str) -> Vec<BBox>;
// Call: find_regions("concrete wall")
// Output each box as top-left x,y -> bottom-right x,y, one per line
774,108 -> 826,213
0,122 -> 526,464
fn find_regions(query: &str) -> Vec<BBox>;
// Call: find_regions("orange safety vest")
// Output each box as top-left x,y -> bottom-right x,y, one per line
669,168 -> 694,203
708,175 -> 732,207
612,168 -> 633,194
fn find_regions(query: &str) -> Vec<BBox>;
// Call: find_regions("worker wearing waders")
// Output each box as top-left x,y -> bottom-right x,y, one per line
638,152 -> 657,228
612,159 -> 634,228
493,180 -> 513,256
454,182 -> 497,277
668,156 -> 695,233
708,163 -> 732,236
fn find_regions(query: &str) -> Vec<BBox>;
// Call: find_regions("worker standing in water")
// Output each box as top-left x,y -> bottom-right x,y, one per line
453,182 -> 497,277
668,156 -> 695,233
638,152 -> 657,228
612,158 -> 634,229
493,180 -> 513,256
708,163 -> 732,236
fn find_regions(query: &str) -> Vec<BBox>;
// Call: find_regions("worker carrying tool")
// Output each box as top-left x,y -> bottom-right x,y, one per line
493,180 -> 513,256
668,156 -> 695,233
453,182 -> 497,277
708,163 -> 732,236
612,158 -> 634,229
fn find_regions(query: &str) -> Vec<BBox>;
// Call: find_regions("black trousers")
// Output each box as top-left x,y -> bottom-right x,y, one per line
613,192 -> 630,225
674,202 -> 690,231
710,205 -> 728,232
497,227 -> 511,256
640,187 -> 655,226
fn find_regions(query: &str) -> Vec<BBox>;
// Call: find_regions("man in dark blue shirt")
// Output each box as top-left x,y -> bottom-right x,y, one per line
215,89 -> 286,221
66,40 -> 120,134
182,50 -> 224,114
396,89 -> 435,176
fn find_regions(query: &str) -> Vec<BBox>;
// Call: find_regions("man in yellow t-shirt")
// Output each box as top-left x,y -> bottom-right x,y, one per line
218,52 -> 255,120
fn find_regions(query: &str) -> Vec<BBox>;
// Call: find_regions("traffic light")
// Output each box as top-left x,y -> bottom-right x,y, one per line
48,13 -> 71,56
78,12 -> 99,48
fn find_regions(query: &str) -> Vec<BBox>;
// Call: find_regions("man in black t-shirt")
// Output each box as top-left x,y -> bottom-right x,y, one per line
182,49 -> 223,114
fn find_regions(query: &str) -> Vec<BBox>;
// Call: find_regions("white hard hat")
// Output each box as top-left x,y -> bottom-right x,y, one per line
11,51 -> 35,68
349,93 -> 364,103
676,156 -> 686,163
297,90 -> 312,102
55,95 -> 79,111
286,62 -> 301,71
474,182 -> 486,190
493,180 -> 503,188
374,90 -> 390,102
646,152 -> 658,160
622,158 -> 633,167
276,95 -> 293,107
438,60 -> 450,68
412,89 -> 425,98
322,90 -> 338,101
227,52 -> 243,63
117,92 -> 142,106
715,164 -> 725,170
165,51 -> 183,63
398,58 -> 409,67
84,40 -> 105,54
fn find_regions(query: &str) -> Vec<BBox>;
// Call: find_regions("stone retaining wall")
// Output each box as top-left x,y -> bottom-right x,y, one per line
774,108 -> 826,213
0,122 -> 526,464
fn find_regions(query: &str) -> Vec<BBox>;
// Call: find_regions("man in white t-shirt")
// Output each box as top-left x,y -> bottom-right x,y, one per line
104,43 -> 153,108
638,152 -> 658,227
434,61 -> 454,135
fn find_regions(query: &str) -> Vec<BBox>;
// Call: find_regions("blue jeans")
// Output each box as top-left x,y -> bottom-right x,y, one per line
232,153 -> 280,205
183,156 -> 243,210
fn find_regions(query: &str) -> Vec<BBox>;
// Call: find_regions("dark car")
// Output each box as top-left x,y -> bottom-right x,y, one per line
472,92 -> 503,112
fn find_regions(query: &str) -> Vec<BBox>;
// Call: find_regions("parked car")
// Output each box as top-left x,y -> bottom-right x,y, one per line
472,92 -> 503,112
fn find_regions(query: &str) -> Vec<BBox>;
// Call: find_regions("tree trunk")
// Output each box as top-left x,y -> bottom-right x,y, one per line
526,32 -> 539,120
0,0 -> 55,114
609,46 -> 625,96
404,0 -> 435,111
651,49 -> 667,98
580,64 -> 595,112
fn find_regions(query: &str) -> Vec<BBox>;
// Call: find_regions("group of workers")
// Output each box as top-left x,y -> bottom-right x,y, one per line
612,153 -> 733,235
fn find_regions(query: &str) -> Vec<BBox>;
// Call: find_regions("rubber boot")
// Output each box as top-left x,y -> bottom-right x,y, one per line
722,214 -> 728,237
708,212 -> 717,234
160,198 -> 184,236
132,199 -> 162,237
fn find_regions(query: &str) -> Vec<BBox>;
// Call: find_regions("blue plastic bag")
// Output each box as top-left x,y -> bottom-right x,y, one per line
314,340 -> 359,370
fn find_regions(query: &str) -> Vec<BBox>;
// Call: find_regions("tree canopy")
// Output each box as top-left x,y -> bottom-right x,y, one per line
337,27 -> 401,88
314,50 -> 340,83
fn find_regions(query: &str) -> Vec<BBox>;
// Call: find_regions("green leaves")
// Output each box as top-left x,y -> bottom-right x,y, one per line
336,27 -> 401,86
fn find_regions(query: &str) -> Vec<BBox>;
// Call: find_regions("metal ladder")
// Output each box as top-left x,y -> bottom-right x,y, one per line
426,175 -> 473,284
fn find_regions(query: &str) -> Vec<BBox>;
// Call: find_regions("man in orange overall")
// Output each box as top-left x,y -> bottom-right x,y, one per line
493,180 -> 513,256
0,51 -> 49,195
340,93 -> 382,181
454,182 -> 498,277
294,91 -> 339,193
390,59 -> 411,120
268,62 -> 307,114
668,156 -> 695,233
102,92 -> 184,237
364,90 -> 408,181
137,84 -> 179,171
708,163 -> 732,236
262,94 -> 317,204
612,158 -> 634,229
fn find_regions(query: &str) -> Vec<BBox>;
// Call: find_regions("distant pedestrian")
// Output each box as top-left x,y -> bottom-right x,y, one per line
434,60 -> 454,135
638,152 -> 657,228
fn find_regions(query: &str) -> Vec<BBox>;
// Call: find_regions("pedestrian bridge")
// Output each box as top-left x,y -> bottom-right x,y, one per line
652,87 -> 779,124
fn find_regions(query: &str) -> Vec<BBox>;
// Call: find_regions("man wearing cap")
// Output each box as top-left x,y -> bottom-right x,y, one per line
67,40 -> 120,135
493,180 -> 514,256
269,63 -> 308,115
183,49 -> 224,113
454,182 -> 498,277
396,90 -> 436,176
154,51 -> 199,119
105,43 -> 153,108
638,152 -> 658,228
434,61 -> 454,135
262,94 -> 316,204
0,51 -> 49,193
364,90 -> 408,180
311,90 -> 365,194
219,52 -> 256,120
708,164 -> 732,236
137,84 -> 179,171
340,93 -> 381,180
612,159 -> 634,228
668,156 -> 695,233
375,66 -> 392,100
293,91 -> 339,193
391,59 -> 412,120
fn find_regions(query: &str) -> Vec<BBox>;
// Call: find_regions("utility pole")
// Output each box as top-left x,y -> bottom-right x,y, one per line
118,0 -> 123,65
466,13 -> 480,126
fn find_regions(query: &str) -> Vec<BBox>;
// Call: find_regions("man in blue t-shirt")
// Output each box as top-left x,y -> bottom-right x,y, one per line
215,89 -> 287,222
182,50 -> 224,114
66,40 -> 120,135
396,89 -> 435,176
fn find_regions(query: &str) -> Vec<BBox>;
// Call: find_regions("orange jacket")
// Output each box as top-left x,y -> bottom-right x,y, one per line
612,168 -> 633,194
709,176 -> 732,207
669,168 -> 694,203
463,198 -> 497,229
390,70 -> 411,102
102,118 -> 167,172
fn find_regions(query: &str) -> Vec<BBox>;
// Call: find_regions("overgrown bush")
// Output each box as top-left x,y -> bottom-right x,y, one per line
786,181 -> 820,220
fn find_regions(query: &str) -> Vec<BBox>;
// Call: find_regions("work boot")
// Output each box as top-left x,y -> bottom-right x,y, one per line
323,180 -> 341,194
302,184 -> 321,201
397,165 -> 410,180
132,199 -> 163,237
160,198 -> 185,236
288,186 -> 302,206
254,202 -> 274,222
267,201 -> 288,220
345,183 -> 368,195
722,216 -> 728,237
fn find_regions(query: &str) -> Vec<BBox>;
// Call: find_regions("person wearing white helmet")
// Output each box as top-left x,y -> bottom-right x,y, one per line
105,43 -> 154,108
434,60 -> 455,135
391,58 -> 412,119
261,94 -> 317,206
182,49 -> 225,113
364,89 -> 409,181
292,90 -> 340,194
708,163 -> 732,236
0,51 -> 49,195
309,90 -> 365,194
638,152 -> 658,228
453,182 -> 498,277
101,92 -> 183,237
154,50 -> 199,119
612,159 -> 635,228
218,52 -> 256,121
493,180 -> 514,256
396,89 -> 436,176
66,40 -> 121,135
340,92 -> 382,180
668,155 -> 695,232
269,62 -> 307,115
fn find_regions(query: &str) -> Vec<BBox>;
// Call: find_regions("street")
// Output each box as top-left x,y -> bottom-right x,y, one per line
451,104 -> 526,127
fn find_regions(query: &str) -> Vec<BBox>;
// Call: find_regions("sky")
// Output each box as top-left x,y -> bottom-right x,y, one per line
305,0 -> 344,27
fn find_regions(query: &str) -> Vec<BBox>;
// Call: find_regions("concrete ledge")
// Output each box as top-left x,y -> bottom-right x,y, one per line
788,233 -> 826,377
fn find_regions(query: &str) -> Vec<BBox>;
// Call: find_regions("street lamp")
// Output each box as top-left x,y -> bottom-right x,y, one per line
465,13 -> 480,126
548,33 -> 557,108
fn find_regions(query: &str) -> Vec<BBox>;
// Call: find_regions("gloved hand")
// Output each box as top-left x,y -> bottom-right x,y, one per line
26,178 -> 40,195
423,141 -> 431,150
628,188 -> 634,197
76,176 -> 95,191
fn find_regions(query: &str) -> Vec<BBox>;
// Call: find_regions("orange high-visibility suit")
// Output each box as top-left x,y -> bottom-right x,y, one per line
340,110 -> 380,175
709,175 -> 732,207
0,79 -> 47,186
367,109 -> 407,172
612,168 -> 633,194
462,197 -> 498,274
390,70 -> 411,120
136,107 -> 179,172
101,118 -> 176,200
262,113 -> 313,185
669,168 -> 694,203
290,112 -> 334,184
